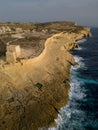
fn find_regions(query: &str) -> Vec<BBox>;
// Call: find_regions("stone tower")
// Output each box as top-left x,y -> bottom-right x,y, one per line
6,44 -> 21,63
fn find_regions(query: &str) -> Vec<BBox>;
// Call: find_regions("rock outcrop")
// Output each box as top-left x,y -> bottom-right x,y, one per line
0,26 -> 91,130
0,39 -> 6,56
0,26 -> 11,34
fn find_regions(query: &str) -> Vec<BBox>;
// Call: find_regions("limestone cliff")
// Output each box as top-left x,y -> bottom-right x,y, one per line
0,27 -> 91,130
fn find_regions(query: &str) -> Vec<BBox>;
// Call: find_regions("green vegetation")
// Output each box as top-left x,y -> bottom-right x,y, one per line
7,97 -> 14,103
34,82 -> 43,90
63,80 -> 67,84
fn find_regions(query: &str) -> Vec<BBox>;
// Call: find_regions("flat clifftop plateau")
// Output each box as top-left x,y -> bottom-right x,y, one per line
0,22 -> 91,130
0,21 -> 91,60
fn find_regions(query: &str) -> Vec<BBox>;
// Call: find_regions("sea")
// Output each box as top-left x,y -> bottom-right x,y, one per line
44,27 -> 98,130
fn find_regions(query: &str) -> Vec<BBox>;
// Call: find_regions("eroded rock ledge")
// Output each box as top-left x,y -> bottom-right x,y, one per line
0,24 -> 91,130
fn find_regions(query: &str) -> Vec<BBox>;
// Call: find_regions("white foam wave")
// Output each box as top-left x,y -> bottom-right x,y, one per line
69,59 -> 86,100
48,128 -> 56,130
55,55 -> 87,129
41,58 -> 86,129
74,47 -> 83,50
74,55 -> 84,62
69,78 -> 86,100
74,55 -> 87,69
77,39 -> 87,44
56,102 -> 86,129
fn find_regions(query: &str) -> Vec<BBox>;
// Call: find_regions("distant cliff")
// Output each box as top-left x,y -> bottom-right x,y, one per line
0,23 -> 91,130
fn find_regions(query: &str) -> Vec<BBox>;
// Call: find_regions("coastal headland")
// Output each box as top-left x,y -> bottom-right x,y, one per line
0,21 -> 91,130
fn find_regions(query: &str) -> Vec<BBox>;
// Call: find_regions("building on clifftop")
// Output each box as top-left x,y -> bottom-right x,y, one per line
6,44 -> 21,63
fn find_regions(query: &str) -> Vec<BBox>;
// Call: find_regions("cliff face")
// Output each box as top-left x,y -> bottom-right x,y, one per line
0,27 -> 91,130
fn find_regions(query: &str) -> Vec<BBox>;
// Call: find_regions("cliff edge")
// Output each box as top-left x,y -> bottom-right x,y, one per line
0,24 -> 91,130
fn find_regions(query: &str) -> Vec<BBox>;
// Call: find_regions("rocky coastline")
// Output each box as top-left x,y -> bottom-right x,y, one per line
0,22 -> 91,130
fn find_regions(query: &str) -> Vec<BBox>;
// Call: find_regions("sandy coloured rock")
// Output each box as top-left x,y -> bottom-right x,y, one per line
0,22 -> 91,130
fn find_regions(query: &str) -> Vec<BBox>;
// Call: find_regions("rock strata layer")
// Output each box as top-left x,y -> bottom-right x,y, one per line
0,25 -> 91,130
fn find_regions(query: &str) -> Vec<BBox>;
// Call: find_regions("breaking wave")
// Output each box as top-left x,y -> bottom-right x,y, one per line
77,39 -> 87,44
40,28 -> 98,130
55,55 -> 87,130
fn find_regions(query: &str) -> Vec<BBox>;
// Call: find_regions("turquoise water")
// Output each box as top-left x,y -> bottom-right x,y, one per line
76,77 -> 98,84
56,28 -> 98,130
40,28 -> 98,130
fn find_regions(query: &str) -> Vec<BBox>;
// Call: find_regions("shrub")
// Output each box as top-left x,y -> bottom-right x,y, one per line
34,82 -> 43,90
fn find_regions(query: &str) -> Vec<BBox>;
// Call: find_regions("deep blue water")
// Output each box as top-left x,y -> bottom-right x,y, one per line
40,28 -> 98,130
55,28 -> 98,130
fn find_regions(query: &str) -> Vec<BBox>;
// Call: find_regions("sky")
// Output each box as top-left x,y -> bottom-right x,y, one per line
0,0 -> 98,27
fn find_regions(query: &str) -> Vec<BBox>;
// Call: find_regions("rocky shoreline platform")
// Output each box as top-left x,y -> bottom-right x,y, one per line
0,21 -> 91,130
